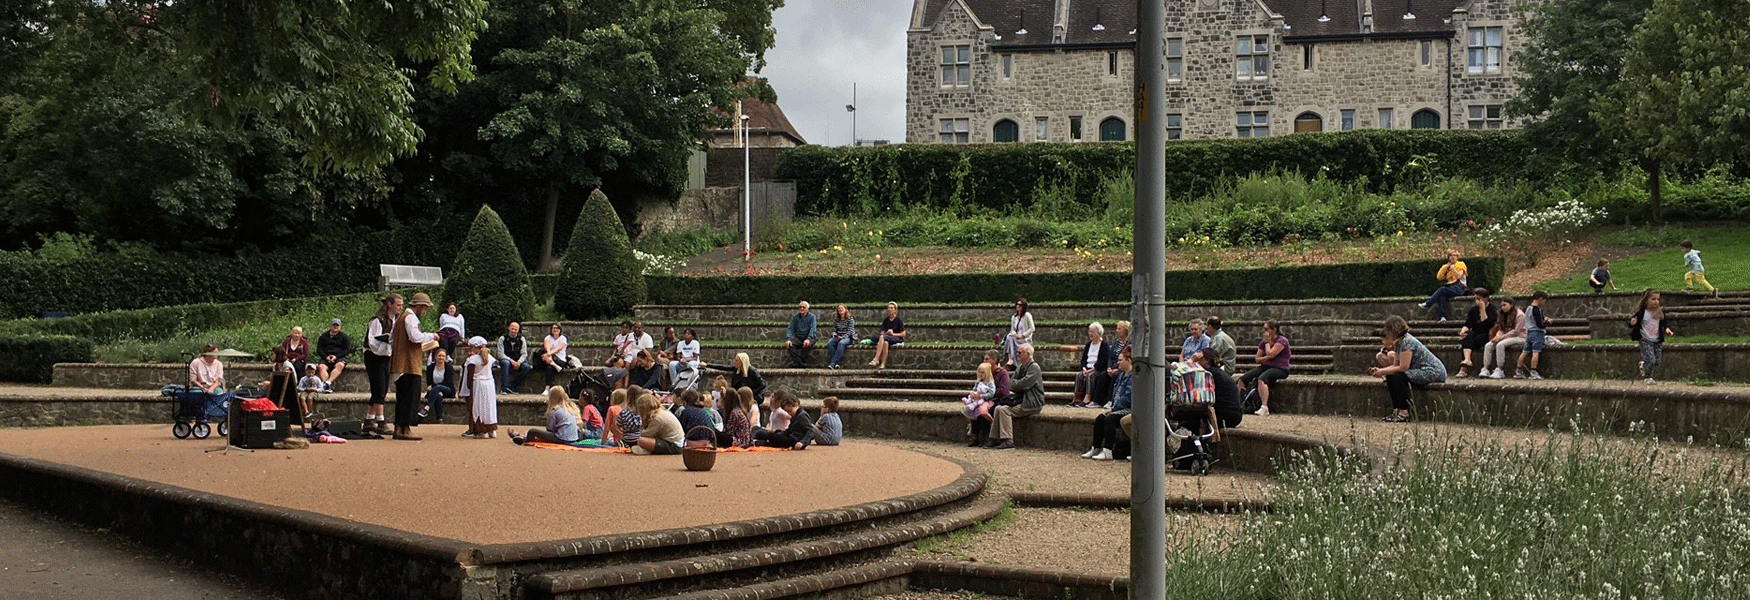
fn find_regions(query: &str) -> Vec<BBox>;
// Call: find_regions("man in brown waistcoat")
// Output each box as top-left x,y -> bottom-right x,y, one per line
391,292 -> 438,440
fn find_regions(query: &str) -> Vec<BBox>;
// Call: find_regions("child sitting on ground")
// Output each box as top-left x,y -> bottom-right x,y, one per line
815,396 -> 843,446
754,390 -> 817,449
676,389 -> 732,447
764,393 -> 791,433
724,387 -> 756,448
511,386 -> 583,445
605,388 -> 637,447
578,396 -> 605,440
296,363 -> 323,422
632,393 -> 684,455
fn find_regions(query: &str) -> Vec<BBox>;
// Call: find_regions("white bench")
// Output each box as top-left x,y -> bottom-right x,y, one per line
379,264 -> 445,291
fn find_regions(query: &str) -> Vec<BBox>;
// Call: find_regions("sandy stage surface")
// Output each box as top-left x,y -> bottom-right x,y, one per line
0,424 -> 964,546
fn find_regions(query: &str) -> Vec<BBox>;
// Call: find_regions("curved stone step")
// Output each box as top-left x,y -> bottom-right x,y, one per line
526,493 -> 1009,600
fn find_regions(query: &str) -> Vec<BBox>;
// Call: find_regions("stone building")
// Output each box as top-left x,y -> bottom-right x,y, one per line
906,0 -> 1538,143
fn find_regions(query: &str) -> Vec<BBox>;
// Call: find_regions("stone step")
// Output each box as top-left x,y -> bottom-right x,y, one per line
526,493 -> 1008,600
829,388 -> 1078,403
528,319 -> 1390,346
844,378 -> 1079,391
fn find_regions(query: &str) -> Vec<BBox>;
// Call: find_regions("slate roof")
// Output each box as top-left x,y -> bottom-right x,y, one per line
916,0 -> 1464,45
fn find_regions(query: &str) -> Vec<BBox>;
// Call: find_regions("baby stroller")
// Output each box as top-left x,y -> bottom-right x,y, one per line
1167,362 -> 1222,476
567,371 -> 613,417
164,384 -> 231,440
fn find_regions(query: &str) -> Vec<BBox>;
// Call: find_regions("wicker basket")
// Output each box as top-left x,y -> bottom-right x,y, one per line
682,425 -> 718,471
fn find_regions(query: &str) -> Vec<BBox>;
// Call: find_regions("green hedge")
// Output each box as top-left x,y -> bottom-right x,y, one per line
0,335 -> 94,383
774,130 -> 1543,216
645,257 -> 1503,304
0,224 -> 463,320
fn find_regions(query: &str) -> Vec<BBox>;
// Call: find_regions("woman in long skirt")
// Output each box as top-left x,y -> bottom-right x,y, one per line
463,336 -> 499,438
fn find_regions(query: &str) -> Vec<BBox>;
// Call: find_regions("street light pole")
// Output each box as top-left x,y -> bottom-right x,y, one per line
742,113 -> 751,259
845,83 -> 858,147
1131,0 -> 1168,597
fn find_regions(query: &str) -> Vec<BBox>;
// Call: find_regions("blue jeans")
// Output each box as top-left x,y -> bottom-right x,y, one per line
425,384 -> 453,421
497,358 -> 532,393
1425,284 -> 1466,319
668,360 -> 698,387
827,337 -> 855,366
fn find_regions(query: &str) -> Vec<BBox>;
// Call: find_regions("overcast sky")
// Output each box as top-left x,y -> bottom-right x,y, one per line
759,0 -> 913,146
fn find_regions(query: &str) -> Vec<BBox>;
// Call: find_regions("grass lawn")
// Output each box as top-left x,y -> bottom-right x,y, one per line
1539,225 -> 1749,294
1565,335 -> 1750,345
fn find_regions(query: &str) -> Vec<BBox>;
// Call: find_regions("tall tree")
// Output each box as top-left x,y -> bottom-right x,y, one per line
468,0 -> 781,270
1596,0 -> 1750,222
1507,0 -> 1652,167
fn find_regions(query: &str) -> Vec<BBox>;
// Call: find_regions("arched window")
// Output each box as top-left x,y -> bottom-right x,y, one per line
992,119 -> 1019,143
1411,109 -> 1442,129
1294,112 -> 1323,133
1099,117 -> 1126,141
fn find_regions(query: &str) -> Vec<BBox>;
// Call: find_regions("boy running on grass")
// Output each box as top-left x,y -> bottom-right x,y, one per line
1680,240 -> 1716,296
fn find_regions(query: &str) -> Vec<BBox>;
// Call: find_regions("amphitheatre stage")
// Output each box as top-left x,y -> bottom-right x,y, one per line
0,423 -> 1013,600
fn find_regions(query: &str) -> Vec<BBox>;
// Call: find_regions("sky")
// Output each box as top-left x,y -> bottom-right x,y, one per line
758,0 -> 914,146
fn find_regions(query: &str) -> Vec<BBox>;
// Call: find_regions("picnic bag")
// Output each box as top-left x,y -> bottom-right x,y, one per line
1168,362 -> 1215,407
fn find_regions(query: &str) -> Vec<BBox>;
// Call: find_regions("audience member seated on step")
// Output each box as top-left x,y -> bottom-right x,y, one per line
667,328 -> 703,387
315,318 -> 351,392
625,350 -> 665,390
1081,347 -> 1134,461
1454,288 -> 1498,378
1206,316 -> 1237,375
1179,319 -> 1210,364
538,323 -> 574,386
1371,315 -> 1447,423
604,388 -> 634,447
961,362 -> 998,444
1590,259 -> 1618,294
868,301 -> 907,369
654,326 -> 679,380
1629,289 -> 1676,384
785,300 -> 819,368
815,397 -> 843,446
966,351 -> 1011,447
422,348 -> 457,423
986,344 -> 1044,450
704,352 -> 766,404
494,321 -> 533,394
436,302 -> 466,356
631,321 -> 655,354
280,325 -> 311,377
1515,290 -> 1553,380
1480,295 -> 1524,379
1004,298 -> 1034,367
826,304 -> 857,369
1418,250 -> 1470,322
676,389 -> 732,448
1065,322 -> 1116,408
723,386 -> 757,448
511,387 -> 585,445
754,390 -> 818,449
1196,351 -> 1244,429
631,393 -> 684,455
1237,320 -> 1290,416
1110,320 -> 1133,367
605,321 -> 638,368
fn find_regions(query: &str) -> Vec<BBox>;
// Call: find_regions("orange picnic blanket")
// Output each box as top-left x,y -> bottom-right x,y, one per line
525,442 -> 789,453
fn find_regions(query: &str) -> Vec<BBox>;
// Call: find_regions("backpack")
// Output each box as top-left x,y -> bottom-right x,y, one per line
1169,362 -> 1215,407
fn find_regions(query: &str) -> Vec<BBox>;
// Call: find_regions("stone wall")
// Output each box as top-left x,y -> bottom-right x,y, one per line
1589,311 -> 1750,340
1331,343 -> 1750,384
636,182 -> 794,239
907,0 -> 1540,141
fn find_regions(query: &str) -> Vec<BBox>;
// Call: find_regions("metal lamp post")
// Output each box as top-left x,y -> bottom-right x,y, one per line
742,113 -> 751,258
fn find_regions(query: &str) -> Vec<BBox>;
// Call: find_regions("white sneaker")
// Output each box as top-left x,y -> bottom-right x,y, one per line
1092,449 -> 1114,461
1081,447 -> 1100,459
1644,378 -> 1656,385
1488,369 -> 1506,379
1256,406 -> 1269,416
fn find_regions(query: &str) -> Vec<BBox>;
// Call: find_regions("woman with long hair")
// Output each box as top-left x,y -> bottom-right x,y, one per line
1370,315 -> 1446,422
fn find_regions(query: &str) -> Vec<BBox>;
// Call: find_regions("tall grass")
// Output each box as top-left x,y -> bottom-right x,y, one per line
1164,433 -> 1750,599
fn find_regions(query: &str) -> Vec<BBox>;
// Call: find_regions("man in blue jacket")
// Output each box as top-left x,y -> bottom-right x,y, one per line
785,301 -> 818,368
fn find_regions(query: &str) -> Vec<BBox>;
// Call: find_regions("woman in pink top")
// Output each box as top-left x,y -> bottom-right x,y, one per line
188,345 -> 226,393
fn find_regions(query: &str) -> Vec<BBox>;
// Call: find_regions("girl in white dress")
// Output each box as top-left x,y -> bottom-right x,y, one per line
463,336 -> 498,438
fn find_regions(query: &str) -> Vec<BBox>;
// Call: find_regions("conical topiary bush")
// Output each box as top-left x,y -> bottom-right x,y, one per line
444,205 -> 535,334
555,189 -> 645,319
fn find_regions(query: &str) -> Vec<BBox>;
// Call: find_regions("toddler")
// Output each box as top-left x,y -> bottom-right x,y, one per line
1515,291 -> 1552,380
296,364 -> 323,422
1680,240 -> 1714,295
961,363 -> 997,420
815,396 -> 843,446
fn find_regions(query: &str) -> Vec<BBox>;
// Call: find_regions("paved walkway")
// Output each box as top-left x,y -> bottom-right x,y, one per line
0,497 -> 286,600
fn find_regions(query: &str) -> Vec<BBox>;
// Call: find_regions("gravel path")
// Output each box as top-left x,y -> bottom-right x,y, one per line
911,507 -> 1239,577
866,439 -> 1276,502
